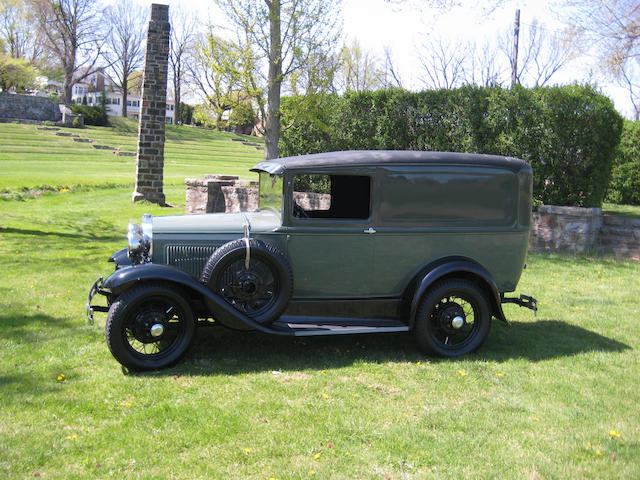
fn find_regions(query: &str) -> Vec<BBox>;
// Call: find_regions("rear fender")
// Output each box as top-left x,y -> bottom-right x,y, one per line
102,263 -> 291,334
409,259 -> 506,328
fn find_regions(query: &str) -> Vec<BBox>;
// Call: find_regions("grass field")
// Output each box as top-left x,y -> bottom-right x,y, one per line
0,119 -> 262,193
1,121 -> 639,479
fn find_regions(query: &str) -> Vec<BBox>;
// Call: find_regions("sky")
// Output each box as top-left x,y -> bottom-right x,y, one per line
134,0 -> 635,118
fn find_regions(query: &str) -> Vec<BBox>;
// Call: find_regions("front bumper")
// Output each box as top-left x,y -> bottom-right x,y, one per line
86,276 -> 110,324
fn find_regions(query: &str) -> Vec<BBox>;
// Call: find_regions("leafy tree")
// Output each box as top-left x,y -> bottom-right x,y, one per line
103,0 -> 146,117
0,53 -> 35,90
336,39 -> 386,92
189,30 -> 246,129
177,101 -> 193,125
215,0 -> 342,159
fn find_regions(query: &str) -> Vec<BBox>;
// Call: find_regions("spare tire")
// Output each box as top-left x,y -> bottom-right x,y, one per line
200,238 -> 293,325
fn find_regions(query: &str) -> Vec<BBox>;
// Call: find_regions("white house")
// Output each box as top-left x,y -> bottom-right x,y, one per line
69,71 -> 176,124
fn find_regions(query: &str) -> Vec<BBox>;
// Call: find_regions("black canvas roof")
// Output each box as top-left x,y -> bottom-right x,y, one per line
251,150 -> 528,174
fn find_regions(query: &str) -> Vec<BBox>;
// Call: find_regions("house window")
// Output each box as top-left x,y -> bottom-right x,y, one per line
165,117 -> 173,124
292,174 -> 370,220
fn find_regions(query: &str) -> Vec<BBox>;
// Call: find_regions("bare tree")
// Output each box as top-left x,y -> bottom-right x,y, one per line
337,39 -> 386,92
216,0 -> 342,160
418,36 -> 469,89
463,41 -> 504,87
560,0 -> 640,116
30,0 -> 105,103
103,0 -> 145,117
169,6 -> 196,124
501,18 -> 577,87
383,46 -> 403,88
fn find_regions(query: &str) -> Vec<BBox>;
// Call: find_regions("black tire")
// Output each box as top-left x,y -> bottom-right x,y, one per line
414,279 -> 491,357
200,238 -> 293,325
105,283 -> 196,370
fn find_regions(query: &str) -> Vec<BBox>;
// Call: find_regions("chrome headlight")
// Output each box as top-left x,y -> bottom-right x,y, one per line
127,214 -> 153,263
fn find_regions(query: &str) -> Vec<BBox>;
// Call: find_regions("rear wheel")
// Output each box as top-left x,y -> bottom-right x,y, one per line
414,279 -> 491,357
105,283 -> 196,370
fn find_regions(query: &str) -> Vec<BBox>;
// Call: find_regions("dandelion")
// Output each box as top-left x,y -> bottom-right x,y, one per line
608,429 -> 621,438
587,442 -> 592,447
496,372 -> 503,377
309,471 -> 315,476
319,393 -> 329,399
60,188 -> 69,193
533,417 -> 540,422
313,453 -> 321,459
119,401 -> 132,407
416,361 -> 421,365
57,374 -> 66,382
243,448 -> 251,454
596,450 -> 603,456
66,434 -> 78,440
458,370 -> 467,376
321,369 -> 327,373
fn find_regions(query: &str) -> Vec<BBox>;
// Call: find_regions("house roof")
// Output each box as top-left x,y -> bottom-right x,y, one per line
251,150 -> 529,174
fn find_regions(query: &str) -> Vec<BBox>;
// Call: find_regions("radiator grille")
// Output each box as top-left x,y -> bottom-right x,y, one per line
165,245 -> 217,278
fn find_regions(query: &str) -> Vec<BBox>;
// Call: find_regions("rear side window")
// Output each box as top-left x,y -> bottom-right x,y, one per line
379,166 -> 517,226
293,174 -> 370,220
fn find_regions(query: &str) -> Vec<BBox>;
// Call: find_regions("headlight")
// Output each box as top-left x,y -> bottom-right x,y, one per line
127,214 -> 152,263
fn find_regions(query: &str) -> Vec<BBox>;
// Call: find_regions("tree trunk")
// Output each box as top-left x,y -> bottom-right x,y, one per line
264,0 -> 282,160
122,77 -> 128,117
64,71 -> 73,104
173,69 -> 181,124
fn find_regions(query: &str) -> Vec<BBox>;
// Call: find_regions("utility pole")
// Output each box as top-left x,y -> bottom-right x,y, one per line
511,8 -> 520,88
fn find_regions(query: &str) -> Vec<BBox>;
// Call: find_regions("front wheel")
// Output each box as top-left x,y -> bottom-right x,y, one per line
105,283 -> 196,370
414,279 -> 491,357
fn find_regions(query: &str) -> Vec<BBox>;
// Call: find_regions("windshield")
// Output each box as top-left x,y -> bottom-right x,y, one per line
258,172 -> 283,213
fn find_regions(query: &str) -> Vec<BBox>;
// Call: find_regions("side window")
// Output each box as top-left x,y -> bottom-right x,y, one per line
292,174 -> 370,220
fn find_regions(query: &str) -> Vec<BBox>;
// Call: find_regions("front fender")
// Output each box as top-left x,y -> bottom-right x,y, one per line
409,260 -> 506,327
103,263 -> 293,335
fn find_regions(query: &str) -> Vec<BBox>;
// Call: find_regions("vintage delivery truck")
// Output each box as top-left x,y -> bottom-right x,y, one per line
88,150 -> 537,370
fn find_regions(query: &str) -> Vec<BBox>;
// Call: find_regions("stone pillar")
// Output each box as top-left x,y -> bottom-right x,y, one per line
132,4 -> 170,205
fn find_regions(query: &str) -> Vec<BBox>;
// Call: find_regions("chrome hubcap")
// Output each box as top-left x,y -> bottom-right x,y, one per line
150,323 -> 164,337
451,316 -> 465,329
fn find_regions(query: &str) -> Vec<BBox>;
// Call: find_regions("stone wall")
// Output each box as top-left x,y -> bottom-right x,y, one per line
0,92 -> 61,123
598,215 -> 640,260
185,176 -> 259,214
530,205 -> 640,260
185,175 -> 330,214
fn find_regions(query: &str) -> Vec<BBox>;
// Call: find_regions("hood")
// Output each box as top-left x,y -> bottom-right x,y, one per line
152,210 -> 281,234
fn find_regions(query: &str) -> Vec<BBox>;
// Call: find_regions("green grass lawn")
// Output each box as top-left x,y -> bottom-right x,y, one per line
1,122 -> 639,479
0,119 -> 263,193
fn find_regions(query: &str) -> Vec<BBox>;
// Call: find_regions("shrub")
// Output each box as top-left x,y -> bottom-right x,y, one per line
279,85 -> 623,207
72,116 -> 82,128
70,104 -> 108,126
606,120 -> 640,205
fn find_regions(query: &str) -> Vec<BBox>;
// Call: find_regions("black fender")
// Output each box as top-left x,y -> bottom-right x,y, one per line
409,260 -> 506,328
102,263 -> 295,335
108,247 -> 132,268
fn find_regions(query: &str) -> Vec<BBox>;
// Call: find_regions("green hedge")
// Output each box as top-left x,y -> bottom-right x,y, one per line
70,104 -> 108,126
606,120 -> 640,205
280,85 -> 623,207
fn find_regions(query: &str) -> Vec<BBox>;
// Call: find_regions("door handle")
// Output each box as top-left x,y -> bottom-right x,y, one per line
364,227 -> 376,234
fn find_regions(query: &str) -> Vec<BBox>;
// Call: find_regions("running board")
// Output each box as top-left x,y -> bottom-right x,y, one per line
270,316 -> 410,337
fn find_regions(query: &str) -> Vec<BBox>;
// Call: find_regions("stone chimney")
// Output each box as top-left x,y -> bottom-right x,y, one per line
132,3 -> 170,205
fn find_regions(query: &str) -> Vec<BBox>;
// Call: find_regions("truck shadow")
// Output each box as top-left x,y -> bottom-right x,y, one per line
154,319 -> 631,376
